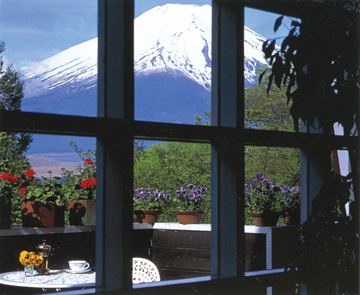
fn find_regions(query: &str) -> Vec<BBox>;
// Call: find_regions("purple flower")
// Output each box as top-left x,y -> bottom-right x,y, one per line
145,192 -> 151,199
202,194 -> 207,198
255,173 -> 264,180
262,190 -> 270,195
181,190 -> 188,196
286,197 -> 293,204
135,188 -> 140,194
186,184 -> 195,190
175,190 -> 181,196
139,192 -> 145,199
160,192 -> 165,199
188,193 -> 196,200
245,192 -> 250,199
282,186 -> 289,193
201,187 -> 208,194
141,187 -> 147,193
291,186 -> 299,194
146,188 -> 152,193
262,179 -> 272,187
252,180 -> 258,188
194,189 -> 201,196
245,184 -> 252,190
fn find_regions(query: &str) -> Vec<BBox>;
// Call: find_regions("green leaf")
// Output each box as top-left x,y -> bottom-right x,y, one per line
267,74 -> 274,97
274,15 -> 284,33
265,40 -> 276,59
259,69 -> 268,85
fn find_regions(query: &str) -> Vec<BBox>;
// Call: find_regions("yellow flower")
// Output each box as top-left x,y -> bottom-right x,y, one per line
19,250 -> 43,267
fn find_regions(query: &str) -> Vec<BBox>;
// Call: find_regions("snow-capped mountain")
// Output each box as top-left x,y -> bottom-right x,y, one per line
20,4 -> 270,156
21,4 -> 268,102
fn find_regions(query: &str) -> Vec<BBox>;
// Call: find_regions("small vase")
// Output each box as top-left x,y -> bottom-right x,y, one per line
24,265 -> 35,276
175,210 -> 203,224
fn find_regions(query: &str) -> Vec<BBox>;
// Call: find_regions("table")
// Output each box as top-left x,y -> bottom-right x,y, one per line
0,270 -> 95,289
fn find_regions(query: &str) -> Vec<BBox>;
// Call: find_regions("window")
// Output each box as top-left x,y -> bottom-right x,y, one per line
3,0 -> 357,294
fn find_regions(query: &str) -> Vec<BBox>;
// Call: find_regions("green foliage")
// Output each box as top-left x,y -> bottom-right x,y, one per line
60,141 -> 97,200
172,184 -> 209,211
134,141 -> 211,223
245,172 -> 300,214
264,4 -> 359,134
133,187 -> 170,211
22,176 -> 65,206
0,42 -> 32,226
194,111 -> 211,126
245,68 -> 296,132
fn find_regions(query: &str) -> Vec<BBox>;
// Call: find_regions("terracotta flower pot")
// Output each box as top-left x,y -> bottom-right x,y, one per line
134,210 -> 161,225
175,210 -> 203,224
251,212 -> 279,227
69,199 -> 96,226
22,201 -> 65,228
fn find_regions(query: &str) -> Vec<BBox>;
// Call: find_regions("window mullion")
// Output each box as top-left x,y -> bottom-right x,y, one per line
211,0 -> 245,279
97,0 -> 134,291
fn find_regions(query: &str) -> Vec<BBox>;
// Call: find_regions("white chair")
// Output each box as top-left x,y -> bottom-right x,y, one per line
132,257 -> 161,284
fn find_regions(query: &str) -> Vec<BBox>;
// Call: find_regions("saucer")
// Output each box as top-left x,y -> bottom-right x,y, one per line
64,268 -> 92,274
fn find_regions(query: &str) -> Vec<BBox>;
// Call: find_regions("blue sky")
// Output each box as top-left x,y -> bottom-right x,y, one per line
0,0 -> 290,69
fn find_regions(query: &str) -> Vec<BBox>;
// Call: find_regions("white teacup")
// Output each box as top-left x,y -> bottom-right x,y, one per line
68,260 -> 90,272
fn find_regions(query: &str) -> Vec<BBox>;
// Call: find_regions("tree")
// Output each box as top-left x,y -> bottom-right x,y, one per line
134,141 -> 211,222
245,69 -> 295,132
245,69 -> 300,187
0,41 -> 32,226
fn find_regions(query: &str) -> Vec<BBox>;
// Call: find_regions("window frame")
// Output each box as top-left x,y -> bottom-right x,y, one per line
2,0 -> 357,294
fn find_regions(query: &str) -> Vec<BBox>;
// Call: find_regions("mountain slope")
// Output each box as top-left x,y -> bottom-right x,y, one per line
20,4 -> 270,157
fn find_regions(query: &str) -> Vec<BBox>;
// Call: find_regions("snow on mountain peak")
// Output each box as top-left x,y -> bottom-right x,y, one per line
21,3 -> 268,98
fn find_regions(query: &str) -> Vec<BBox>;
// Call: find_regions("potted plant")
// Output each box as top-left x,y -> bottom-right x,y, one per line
0,171 -> 21,229
61,141 -> 96,226
20,170 -> 66,228
278,185 -> 300,225
133,187 -> 169,224
173,184 -> 209,224
245,173 -> 299,226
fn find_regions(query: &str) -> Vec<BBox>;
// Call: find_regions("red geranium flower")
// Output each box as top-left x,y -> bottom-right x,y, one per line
25,169 -> 36,178
0,172 -> 10,181
84,159 -> 94,166
80,178 -> 97,189
8,175 -> 19,183
19,187 -> 27,196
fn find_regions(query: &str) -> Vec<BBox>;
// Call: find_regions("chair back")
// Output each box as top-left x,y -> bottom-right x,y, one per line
132,257 -> 160,284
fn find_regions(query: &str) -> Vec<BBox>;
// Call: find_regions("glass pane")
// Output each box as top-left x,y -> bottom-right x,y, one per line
244,8 -> 297,132
244,146 -> 300,271
0,132 -> 96,290
134,1 -> 212,125
0,0 -> 97,116
133,140 -> 211,283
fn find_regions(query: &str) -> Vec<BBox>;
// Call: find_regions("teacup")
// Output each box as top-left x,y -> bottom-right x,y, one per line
68,260 -> 90,272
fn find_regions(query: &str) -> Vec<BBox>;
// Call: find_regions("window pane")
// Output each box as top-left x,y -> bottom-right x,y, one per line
134,1 -> 211,125
244,146 -> 300,272
0,132 -> 96,290
0,0 -> 97,116
244,8 -> 297,132
133,140 -> 211,283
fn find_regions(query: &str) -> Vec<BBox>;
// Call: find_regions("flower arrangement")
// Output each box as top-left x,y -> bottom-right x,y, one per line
278,185 -> 300,213
61,141 -> 96,200
19,168 -> 65,206
133,187 -> 170,211
245,173 -> 300,214
173,184 -> 208,211
19,251 -> 43,267
0,171 -> 20,203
